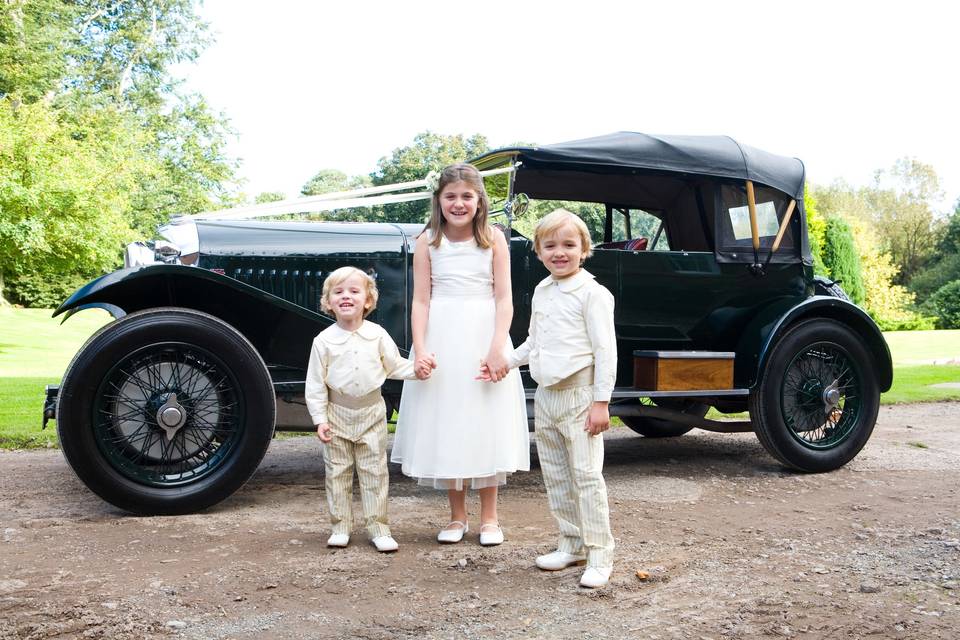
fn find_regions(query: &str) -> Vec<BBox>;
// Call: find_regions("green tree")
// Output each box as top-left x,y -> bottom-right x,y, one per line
821,217 -> 866,306
804,187 -> 828,275
301,169 -> 371,196
816,160 -> 945,285
255,191 -> 286,204
0,0 -> 77,101
0,99 -> 139,304
0,1 -> 240,305
371,132 -> 490,223
908,200 -> 960,308
844,217 -> 927,330
928,280 -> 960,329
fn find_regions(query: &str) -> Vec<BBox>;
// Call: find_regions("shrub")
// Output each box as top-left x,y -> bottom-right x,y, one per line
928,280 -> 960,329
822,217 -> 866,305
909,252 -> 960,304
6,270 -> 91,309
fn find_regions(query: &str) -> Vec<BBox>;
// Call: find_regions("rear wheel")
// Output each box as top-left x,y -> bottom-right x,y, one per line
621,399 -> 708,437
749,318 -> 879,472
57,308 -> 275,514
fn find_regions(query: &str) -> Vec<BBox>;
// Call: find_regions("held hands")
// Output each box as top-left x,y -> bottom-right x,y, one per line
584,401 -> 610,437
481,349 -> 509,383
415,353 -> 438,380
316,423 -> 333,443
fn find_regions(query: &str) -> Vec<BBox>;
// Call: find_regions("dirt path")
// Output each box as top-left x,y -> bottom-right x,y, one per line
1,403 -> 958,639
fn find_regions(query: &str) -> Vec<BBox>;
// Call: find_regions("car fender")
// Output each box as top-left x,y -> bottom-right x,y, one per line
53,264 -> 333,369
735,296 -> 893,392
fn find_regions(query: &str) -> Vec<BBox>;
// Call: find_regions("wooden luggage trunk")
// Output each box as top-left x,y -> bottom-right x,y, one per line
633,351 -> 735,391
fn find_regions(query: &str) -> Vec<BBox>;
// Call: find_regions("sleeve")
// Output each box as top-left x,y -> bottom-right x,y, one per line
585,286 -> 617,402
380,332 -> 417,380
508,291 -> 537,369
304,338 -> 329,424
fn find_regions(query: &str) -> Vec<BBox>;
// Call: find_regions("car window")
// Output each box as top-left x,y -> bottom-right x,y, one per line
611,208 -> 670,251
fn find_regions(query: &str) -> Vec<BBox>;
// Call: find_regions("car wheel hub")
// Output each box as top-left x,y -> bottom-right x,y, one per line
157,393 -> 187,440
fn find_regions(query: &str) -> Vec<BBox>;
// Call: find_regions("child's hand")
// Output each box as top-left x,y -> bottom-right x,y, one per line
484,350 -> 509,383
584,402 -> 610,436
316,423 -> 333,443
415,353 -> 437,379
475,361 -> 493,382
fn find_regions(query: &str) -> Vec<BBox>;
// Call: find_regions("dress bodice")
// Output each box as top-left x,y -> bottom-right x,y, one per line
428,234 -> 493,299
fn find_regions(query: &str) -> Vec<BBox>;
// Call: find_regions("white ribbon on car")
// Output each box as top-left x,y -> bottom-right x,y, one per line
174,164 -> 518,223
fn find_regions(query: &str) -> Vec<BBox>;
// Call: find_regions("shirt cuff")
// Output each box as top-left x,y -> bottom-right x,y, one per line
592,387 -> 613,403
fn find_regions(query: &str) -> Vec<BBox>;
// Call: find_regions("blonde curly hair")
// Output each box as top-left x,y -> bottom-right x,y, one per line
320,267 -> 379,317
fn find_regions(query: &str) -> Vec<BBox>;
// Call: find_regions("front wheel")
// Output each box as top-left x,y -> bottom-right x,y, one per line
749,318 -> 879,472
57,308 -> 276,514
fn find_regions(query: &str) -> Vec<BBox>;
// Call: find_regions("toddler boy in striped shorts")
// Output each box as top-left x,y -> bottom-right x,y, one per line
306,267 -> 434,552
482,208 -> 617,587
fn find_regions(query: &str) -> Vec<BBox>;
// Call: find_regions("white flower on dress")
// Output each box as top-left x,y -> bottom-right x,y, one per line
424,170 -> 441,194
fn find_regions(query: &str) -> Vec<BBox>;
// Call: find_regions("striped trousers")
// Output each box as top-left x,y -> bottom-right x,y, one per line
323,399 -> 391,539
534,385 -> 615,569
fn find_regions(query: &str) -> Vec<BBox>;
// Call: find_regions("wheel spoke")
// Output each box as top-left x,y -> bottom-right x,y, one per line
780,340 -> 862,449
93,342 -> 244,488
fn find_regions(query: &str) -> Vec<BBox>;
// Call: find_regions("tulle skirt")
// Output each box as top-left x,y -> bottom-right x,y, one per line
391,294 -> 530,490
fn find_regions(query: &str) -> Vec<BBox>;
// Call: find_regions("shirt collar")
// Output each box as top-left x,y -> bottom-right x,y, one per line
323,320 -> 379,344
536,268 -> 595,293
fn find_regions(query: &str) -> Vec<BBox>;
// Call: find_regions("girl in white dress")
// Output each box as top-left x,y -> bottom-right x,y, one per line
391,163 -> 529,546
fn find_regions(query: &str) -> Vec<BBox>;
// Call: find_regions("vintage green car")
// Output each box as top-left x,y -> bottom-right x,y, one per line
47,132 -> 892,514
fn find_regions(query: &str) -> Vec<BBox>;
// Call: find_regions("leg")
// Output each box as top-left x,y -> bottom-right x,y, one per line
355,416 -> 391,540
567,392 -> 615,569
447,488 -> 468,526
478,485 -> 499,525
535,388 -> 585,556
323,435 -> 355,536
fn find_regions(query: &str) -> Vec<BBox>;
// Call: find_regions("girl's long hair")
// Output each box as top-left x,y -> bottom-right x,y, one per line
425,163 -> 493,249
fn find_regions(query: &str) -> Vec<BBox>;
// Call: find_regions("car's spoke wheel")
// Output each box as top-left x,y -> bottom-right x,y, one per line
621,398 -> 706,438
58,308 -> 275,514
94,343 -> 243,486
750,318 -> 879,472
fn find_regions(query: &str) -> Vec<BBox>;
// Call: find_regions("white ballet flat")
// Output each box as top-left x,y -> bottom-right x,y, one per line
371,535 -> 398,552
479,523 -> 504,546
326,533 -> 350,548
437,521 -> 468,544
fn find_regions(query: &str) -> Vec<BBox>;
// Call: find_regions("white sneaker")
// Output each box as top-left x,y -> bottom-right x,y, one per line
579,566 -> 612,588
326,533 -> 350,547
479,523 -> 504,546
437,521 -> 468,544
535,550 -> 587,571
371,535 -> 398,552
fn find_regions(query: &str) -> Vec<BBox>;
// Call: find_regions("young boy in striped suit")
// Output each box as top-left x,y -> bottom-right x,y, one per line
481,209 -> 616,587
306,267 -> 434,552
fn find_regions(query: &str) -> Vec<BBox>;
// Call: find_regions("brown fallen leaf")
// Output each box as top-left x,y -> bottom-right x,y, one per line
635,570 -> 650,581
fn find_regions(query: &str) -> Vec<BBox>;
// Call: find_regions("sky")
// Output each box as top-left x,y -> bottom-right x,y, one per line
178,0 -> 960,212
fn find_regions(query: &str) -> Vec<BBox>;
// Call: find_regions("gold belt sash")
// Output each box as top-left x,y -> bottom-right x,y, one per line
545,365 -> 595,390
328,388 -> 383,410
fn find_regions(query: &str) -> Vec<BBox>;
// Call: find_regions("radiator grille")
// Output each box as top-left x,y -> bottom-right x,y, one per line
232,267 -> 325,314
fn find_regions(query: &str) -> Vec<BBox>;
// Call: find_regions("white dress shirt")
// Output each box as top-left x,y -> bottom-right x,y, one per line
305,320 -> 416,425
509,269 -> 617,402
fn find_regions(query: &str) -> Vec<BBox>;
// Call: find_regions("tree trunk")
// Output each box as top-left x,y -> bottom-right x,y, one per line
0,271 -> 10,308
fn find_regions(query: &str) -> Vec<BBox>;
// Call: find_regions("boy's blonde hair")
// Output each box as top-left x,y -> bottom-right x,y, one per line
533,208 -> 594,260
320,267 -> 378,317
425,163 -> 493,249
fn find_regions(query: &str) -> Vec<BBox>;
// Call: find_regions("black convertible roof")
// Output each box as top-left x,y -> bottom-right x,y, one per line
473,132 -> 805,199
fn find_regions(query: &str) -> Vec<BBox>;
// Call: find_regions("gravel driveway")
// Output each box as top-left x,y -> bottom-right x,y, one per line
1,403 -> 958,639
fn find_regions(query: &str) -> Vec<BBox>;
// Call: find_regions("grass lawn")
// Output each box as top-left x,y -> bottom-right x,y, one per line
1,308 -> 958,447
0,307 -> 111,447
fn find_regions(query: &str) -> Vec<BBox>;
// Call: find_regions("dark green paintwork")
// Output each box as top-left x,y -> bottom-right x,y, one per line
54,230 -> 892,395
